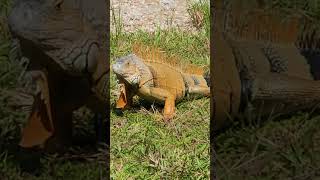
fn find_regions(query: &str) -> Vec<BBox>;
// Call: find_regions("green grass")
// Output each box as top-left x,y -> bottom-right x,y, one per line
110,1 -> 210,179
216,113 -> 320,179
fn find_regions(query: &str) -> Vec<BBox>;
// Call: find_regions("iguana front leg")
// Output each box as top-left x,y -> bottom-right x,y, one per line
138,86 -> 176,121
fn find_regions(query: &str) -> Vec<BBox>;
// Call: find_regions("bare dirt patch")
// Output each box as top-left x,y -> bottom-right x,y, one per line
110,0 -> 199,32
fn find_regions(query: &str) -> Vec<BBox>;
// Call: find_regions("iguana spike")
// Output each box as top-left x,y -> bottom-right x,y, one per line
225,5 -> 302,44
132,43 -> 204,75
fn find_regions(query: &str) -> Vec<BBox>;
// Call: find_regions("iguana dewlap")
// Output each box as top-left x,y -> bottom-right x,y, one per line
112,51 -> 210,120
8,0 -> 108,150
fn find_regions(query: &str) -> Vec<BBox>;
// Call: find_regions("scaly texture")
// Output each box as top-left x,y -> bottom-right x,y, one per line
8,0 -> 109,150
132,43 -> 205,75
213,0 -> 320,130
112,44 -> 210,120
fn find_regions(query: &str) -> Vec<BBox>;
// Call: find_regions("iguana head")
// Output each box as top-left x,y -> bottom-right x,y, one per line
112,54 -> 145,86
8,0 -> 105,75
9,0 -> 86,49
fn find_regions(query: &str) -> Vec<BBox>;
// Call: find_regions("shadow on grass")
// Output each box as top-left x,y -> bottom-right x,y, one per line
216,109 -> 320,179
0,107 -> 109,179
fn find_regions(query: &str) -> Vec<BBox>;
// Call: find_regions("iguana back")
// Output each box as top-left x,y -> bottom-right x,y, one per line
132,44 -> 207,101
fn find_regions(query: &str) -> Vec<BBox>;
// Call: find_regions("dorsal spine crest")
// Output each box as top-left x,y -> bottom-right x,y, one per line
132,43 -> 205,75
226,9 -> 301,44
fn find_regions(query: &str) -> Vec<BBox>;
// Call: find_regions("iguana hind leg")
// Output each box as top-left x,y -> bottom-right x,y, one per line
247,72 -> 320,117
139,86 -> 176,121
188,86 -> 210,96
184,74 -> 210,97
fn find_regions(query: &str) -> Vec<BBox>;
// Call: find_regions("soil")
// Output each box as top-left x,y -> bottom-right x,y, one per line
110,0 -> 199,32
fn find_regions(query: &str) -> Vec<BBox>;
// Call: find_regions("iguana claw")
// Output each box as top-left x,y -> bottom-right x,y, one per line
163,112 -> 175,122
163,99 -> 176,121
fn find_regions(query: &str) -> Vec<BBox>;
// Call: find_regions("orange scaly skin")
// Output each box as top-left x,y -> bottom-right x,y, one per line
113,44 -> 210,120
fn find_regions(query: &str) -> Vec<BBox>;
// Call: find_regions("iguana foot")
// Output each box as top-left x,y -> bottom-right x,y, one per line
163,112 -> 176,121
163,98 -> 176,121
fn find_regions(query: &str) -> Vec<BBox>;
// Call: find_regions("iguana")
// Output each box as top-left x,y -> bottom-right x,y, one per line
112,44 -> 210,120
212,0 -> 320,131
8,0 -> 109,151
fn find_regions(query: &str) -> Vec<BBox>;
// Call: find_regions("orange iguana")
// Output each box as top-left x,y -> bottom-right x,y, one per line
8,0 -> 109,151
213,0 -> 320,131
112,45 -> 210,120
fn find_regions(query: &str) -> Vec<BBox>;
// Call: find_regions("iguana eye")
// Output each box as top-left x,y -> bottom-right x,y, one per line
54,0 -> 63,10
